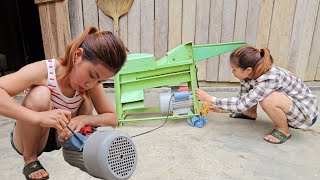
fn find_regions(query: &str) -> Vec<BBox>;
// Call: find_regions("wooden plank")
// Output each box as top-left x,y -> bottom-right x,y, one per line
37,1 -> 71,59
55,0 -> 71,57
234,0 -> 249,42
207,0 -> 223,82
141,0 -> 154,54
154,0 -> 169,59
119,14 -> 128,47
230,0 -> 249,82
288,0 -> 308,74
218,0 -> 236,82
48,3 -> 58,56
68,0 -> 83,40
98,9 -> 114,32
195,0 -> 211,81
128,0 -> 141,53
168,0 -> 182,51
313,5 -> 320,80
245,0 -> 262,46
82,0 -> 99,29
256,0 -> 274,48
268,0 -> 296,69
296,0 -> 320,80
182,0 -> 196,43
38,5 -> 54,59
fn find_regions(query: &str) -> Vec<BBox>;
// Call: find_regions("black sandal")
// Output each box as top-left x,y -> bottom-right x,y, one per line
23,160 -> 49,180
229,113 -> 256,120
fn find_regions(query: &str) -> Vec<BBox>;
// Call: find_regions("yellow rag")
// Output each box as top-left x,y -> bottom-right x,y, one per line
200,101 -> 212,117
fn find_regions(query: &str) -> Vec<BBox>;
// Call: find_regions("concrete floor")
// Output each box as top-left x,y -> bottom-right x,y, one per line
0,88 -> 320,180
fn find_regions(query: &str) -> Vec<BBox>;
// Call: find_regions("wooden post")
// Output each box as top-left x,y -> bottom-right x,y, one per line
34,0 -> 71,59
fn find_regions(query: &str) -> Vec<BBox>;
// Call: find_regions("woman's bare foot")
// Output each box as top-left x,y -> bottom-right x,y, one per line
243,111 -> 257,119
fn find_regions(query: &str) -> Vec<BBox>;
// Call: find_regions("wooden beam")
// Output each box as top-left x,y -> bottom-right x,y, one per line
206,0 -> 223,82
230,0 -> 248,82
34,0 -> 64,5
35,0 -> 71,59
268,0 -> 296,69
155,0 -> 169,60
219,0 -> 236,82
141,0 -> 154,54
128,0 -> 141,53
168,0 -> 182,51
195,0 -> 211,81
256,0 -> 274,48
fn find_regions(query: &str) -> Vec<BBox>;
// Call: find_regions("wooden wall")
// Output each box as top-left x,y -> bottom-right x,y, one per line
36,0 -> 70,59
68,0 -> 320,82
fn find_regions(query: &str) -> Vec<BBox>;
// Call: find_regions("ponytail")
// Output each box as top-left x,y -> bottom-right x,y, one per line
254,48 -> 273,79
230,46 -> 273,79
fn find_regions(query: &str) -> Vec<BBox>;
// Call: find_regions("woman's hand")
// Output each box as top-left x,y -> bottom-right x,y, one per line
59,115 -> 87,141
196,88 -> 212,102
37,109 -> 71,133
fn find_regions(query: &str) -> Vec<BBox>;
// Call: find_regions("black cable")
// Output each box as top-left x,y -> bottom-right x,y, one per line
131,94 -> 174,138
195,66 -> 199,88
66,126 -> 85,144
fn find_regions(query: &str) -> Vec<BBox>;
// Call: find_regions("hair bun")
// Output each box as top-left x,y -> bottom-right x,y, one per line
88,26 -> 98,35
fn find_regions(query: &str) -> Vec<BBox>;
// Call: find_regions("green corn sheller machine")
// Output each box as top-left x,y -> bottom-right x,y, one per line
114,41 -> 246,125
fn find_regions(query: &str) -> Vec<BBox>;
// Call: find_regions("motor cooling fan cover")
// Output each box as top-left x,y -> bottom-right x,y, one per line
63,130 -> 137,180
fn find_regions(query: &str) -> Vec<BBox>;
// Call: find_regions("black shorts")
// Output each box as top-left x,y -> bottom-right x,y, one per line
10,126 -> 61,157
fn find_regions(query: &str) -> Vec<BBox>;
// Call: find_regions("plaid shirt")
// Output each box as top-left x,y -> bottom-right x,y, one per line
212,66 -> 318,128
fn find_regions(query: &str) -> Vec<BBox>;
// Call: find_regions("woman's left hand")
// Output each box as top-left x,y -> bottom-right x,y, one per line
59,115 -> 87,141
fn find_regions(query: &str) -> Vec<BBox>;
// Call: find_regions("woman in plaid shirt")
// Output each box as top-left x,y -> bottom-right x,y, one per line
196,46 -> 318,144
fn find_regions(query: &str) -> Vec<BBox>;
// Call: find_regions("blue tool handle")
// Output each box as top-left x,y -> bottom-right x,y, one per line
59,133 -> 88,152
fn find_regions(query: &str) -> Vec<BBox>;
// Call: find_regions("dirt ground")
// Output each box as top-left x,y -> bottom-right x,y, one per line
0,88 -> 319,180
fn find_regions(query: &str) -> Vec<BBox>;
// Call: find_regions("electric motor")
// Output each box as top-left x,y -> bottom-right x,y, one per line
62,130 -> 137,180
159,91 -> 193,115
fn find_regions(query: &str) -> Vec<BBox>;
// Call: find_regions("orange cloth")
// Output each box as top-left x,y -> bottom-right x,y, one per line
200,101 -> 212,117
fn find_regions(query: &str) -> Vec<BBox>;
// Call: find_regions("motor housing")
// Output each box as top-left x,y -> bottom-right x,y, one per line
159,91 -> 193,115
62,130 -> 137,180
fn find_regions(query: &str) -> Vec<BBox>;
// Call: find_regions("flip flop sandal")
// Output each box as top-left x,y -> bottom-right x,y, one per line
23,160 -> 49,180
264,129 -> 291,144
229,113 -> 256,120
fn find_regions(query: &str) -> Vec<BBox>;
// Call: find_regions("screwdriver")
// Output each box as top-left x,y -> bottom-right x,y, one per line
66,126 -> 84,144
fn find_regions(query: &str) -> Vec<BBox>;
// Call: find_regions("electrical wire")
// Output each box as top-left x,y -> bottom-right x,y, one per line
131,94 -> 174,138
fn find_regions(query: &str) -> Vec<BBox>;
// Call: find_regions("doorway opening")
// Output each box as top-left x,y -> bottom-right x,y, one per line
0,0 -> 45,76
